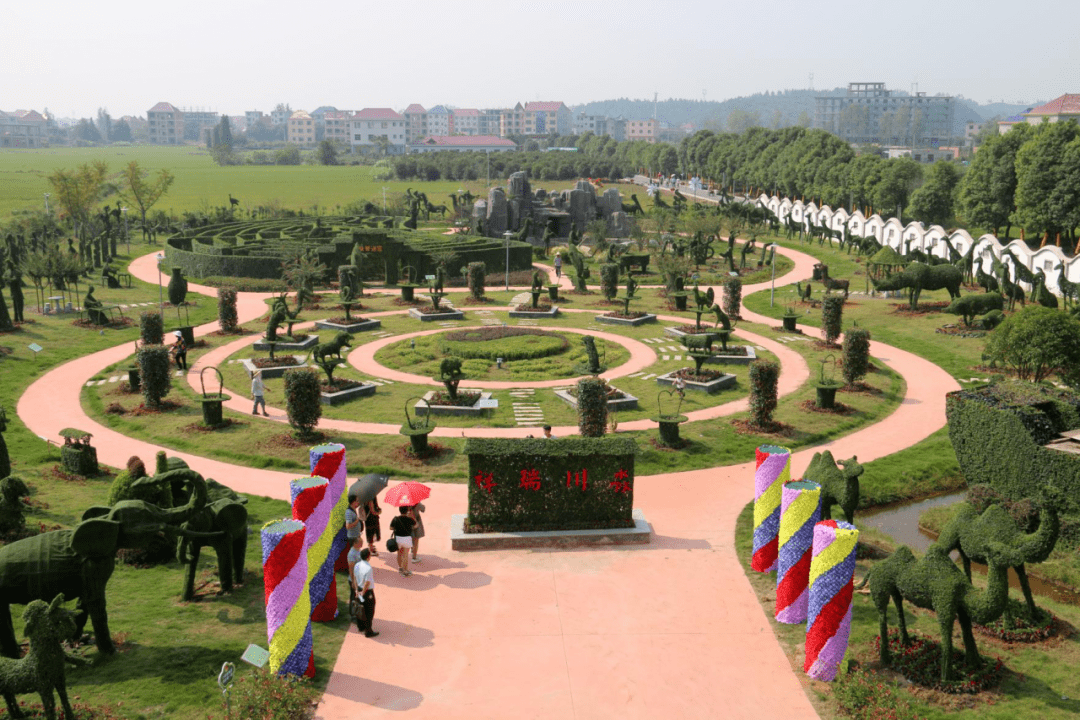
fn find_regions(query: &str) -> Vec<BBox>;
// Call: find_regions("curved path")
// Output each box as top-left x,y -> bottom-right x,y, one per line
16,244 -> 958,720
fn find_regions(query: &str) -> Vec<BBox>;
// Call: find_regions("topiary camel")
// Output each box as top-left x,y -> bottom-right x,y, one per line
802,451 -> 863,524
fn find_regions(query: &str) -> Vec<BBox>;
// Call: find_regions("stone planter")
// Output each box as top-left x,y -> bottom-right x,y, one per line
596,313 -> 656,327
320,382 -> 377,405
655,370 -> 736,394
815,383 -> 841,409
782,314 -> 799,332
509,306 -> 559,319
239,356 -> 308,379
450,509 -> 651,551
409,308 -> 465,322
555,388 -> 639,412
703,345 -> 757,366
414,390 -> 497,417
253,334 -> 317,352
200,393 -> 231,426
315,318 -> 382,333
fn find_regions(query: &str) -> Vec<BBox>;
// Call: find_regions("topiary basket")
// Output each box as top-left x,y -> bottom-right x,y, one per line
199,366 -> 232,427
400,397 -> 436,453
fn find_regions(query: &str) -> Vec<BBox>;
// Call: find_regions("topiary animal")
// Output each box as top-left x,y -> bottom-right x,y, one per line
802,451 -> 862,524
0,594 -> 82,720
0,477 -> 29,536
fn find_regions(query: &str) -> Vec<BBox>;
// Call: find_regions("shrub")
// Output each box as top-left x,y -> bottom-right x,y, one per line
748,360 -> 779,429
440,326 -> 569,361
985,305 -> 1080,384
284,368 -> 322,437
832,667 -> 924,720
600,263 -> 619,300
137,345 -> 172,407
139,311 -> 163,345
467,261 -> 486,300
822,295 -> 844,345
225,671 -> 318,720
722,275 -> 742,318
217,286 -> 238,332
106,456 -> 169,506
577,377 -> 608,437
842,327 -> 872,386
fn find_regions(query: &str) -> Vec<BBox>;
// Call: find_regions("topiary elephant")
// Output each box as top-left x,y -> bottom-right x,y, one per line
0,469 -> 212,658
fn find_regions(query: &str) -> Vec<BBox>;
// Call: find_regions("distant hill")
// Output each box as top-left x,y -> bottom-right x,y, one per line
572,91 -> 1041,137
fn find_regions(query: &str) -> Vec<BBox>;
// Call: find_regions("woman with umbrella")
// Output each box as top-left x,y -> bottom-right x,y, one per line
384,481 -> 431,577
350,474 -> 389,557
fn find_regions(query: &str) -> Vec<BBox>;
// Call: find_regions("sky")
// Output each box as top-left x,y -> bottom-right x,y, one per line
3,0 -> 1077,120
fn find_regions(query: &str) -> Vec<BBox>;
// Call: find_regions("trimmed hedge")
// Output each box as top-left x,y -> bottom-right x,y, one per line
842,327 -> 871,386
600,263 -> 619,300
467,261 -> 486,300
822,295 -> 844,345
440,327 -> 568,361
284,368 -> 322,437
748,360 -> 779,428
140,311 -> 163,346
722,276 -> 742,318
137,344 -> 172,407
464,436 -> 637,531
217,287 -> 238,332
577,377 -> 608,437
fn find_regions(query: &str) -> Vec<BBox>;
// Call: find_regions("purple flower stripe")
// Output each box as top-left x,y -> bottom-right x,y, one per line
807,605 -> 853,681
755,453 -> 789,496
279,625 -> 313,677
753,508 -> 780,549
266,560 -> 308,639
775,586 -> 809,624
806,553 -> 857,629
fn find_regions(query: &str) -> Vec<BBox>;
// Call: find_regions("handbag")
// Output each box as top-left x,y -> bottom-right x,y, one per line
386,536 -> 398,553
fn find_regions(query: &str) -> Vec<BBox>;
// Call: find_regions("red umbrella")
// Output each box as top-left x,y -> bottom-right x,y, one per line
383,481 -> 431,507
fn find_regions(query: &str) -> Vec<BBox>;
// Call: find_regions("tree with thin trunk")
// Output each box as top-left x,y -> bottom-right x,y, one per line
47,161 -> 109,230
119,161 -> 175,242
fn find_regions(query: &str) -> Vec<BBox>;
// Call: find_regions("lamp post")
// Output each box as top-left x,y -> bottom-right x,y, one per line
769,244 -> 779,307
503,230 -> 514,291
382,187 -> 387,215
43,193 -> 50,214
122,207 -> 129,255
157,252 -> 165,320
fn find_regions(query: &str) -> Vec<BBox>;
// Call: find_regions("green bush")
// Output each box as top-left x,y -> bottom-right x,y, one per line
832,667 -> 923,720
822,295 -> 844,345
722,276 -> 742,318
748,360 -> 779,429
137,344 -> 172,407
284,368 -> 322,437
139,311 -> 163,346
467,261 -> 486,300
577,377 -> 608,437
224,671 -> 318,720
600,263 -> 619,300
217,286 -> 238,332
985,305 -> 1080,384
842,327 -> 872,386
463,437 -> 636,532
440,326 -> 568,361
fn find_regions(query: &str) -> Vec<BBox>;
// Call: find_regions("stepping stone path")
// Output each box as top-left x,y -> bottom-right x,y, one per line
361,377 -> 395,386
775,336 -> 809,343
371,331 -> 396,339
510,292 -> 531,305
509,389 -> 545,427
515,320 -> 538,327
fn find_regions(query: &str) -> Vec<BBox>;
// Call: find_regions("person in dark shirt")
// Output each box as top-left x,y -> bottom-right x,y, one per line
171,330 -> 188,370
389,506 -> 415,576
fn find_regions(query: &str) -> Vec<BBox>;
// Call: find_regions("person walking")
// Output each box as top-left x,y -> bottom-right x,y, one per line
251,370 -> 269,416
389,506 -> 415,576
365,497 -> 382,556
347,534 -> 365,603
553,253 -> 562,278
171,331 -> 188,370
345,495 -> 364,571
409,503 -> 426,564
351,548 -> 378,638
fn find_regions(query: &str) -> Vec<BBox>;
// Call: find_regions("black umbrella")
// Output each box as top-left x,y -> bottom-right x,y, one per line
349,473 -> 389,504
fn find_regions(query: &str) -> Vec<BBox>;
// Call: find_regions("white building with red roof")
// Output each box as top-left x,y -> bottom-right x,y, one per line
408,135 -> 517,153
0,109 -> 47,148
147,101 -> 183,144
1023,94 -> 1080,126
350,108 -> 406,153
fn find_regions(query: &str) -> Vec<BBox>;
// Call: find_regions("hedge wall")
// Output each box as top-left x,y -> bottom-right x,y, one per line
463,436 -> 637,532
947,384 -> 1080,531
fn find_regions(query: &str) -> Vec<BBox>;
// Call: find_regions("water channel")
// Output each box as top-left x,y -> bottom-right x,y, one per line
860,491 -> 1080,607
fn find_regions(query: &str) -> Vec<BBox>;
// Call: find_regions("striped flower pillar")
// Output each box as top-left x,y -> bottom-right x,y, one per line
752,445 -> 791,572
290,475 -> 334,624
804,519 -> 860,681
309,443 -> 348,621
775,481 -> 822,624
261,518 -> 314,678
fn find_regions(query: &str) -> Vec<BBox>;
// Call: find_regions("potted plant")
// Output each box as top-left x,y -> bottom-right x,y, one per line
651,389 -> 688,447
198,367 -> 231,427
782,305 -> 800,332
814,354 -> 843,409
400,397 -> 436,454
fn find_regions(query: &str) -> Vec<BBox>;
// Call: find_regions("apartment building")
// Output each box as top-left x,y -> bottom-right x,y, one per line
409,135 -> 516,153
319,110 -> 351,146
245,111 -> 264,129
625,118 -> 658,143
350,108 -> 406,153
427,105 -> 451,136
0,109 -> 47,148
147,102 -> 184,144
287,110 -> 316,146
452,108 -> 479,135
814,82 -> 955,146
403,104 -> 427,142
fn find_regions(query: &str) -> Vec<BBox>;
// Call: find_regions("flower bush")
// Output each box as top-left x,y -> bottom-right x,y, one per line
874,630 -> 1004,694
284,368 -> 322,438
137,344 -> 171,407
842,327 -> 871,386
748,360 -> 779,429
822,295 -> 844,345
722,275 -> 742,319
217,286 -> 238,332
832,667 -> 924,720
139,310 -> 163,345
222,670 -> 318,720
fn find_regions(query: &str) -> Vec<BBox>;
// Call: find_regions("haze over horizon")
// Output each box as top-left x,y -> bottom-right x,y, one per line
3,0 -> 1074,120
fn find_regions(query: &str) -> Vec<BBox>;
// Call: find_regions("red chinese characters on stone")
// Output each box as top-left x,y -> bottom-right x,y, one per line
610,468 -> 631,494
519,468 -> 541,491
474,470 -> 496,494
566,469 -> 588,491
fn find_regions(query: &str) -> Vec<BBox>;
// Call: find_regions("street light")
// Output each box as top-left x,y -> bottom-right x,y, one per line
382,187 -> 388,214
769,244 -> 779,307
122,207 -> 129,255
43,193 -> 50,214
157,253 -> 165,320
503,231 -> 514,291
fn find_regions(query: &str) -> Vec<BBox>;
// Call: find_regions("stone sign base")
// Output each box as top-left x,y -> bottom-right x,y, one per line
450,509 -> 651,550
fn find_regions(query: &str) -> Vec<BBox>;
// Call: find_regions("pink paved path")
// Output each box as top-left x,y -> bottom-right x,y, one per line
15,246 -> 959,720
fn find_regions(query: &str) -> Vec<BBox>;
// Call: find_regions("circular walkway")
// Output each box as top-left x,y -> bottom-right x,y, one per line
16,244 -> 959,720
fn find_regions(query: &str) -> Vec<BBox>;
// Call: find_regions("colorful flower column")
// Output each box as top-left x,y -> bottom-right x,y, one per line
261,518 -> 314,678
308,443 -> 348,621
752,444 -> 791,572
804,519 -> 859,681
775,480 -> 822,624
290,475 -> 335,626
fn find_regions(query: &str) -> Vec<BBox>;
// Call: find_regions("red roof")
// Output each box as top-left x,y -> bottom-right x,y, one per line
1028,94 -> 1080,116
354,108 -> 403,120
415,135 -> 515,147
453,108 -> 479,117
148,102 -> 179,113
13,110 -> 45,122
403,104 -> 426,114
524,101 -> 565,112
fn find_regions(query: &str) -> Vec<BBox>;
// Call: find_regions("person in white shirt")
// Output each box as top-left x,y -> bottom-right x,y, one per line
351,548 -> 378,637
251,370 -> 269,416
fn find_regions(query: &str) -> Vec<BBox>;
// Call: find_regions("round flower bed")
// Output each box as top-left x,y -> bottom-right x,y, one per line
974,601 -> 1056,642
873,630 -> 1004,694
441,326 -> 569,361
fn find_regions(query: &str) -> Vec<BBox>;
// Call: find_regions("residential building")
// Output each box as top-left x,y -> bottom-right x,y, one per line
147,101 -> 184,144
574,113 -> 627,140
409,135 -> 517,153
287,110 -> 316,146
427,105 -> 451,136
626,118 -> 658,143
477,109 -> 502,136
1022,93 -> 1080,126
523,101 -> 572,135
245,111 -> 264,129
500,103 -> 526,136
884,146 -> 956,164
319,111 -> 350,146
403,104 -> 427,143
270,105 -> 292,126
0,109 -> 47,148
815,82 -> 955,146
181,108 -> 219,143
997,109 -> 1033,135
452,108 -> 479,135
964,121 -> 982,142
350,108 -> 406,153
